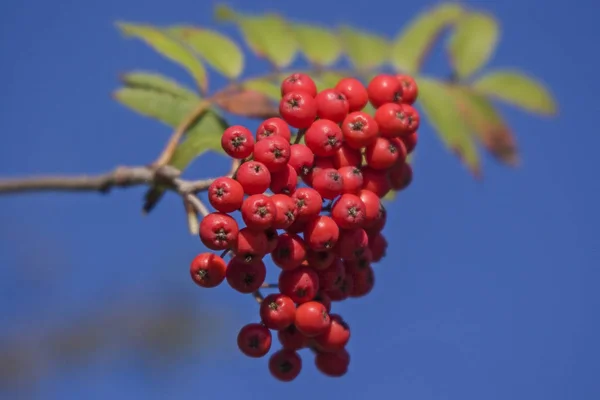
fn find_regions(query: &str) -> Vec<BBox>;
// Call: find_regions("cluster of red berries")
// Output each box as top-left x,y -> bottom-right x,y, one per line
189,72 -> 419,381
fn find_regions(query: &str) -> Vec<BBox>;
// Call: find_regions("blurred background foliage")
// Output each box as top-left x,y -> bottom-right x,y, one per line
0,1 -> 558,394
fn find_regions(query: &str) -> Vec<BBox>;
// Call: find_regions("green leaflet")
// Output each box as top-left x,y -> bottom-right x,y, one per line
292,23 -> 342,66
472,70 -> 558,115
447,12 -> 500,79
119,70 -> 200,101
166,26 -> 244,79
338,26 -> 390,71
117,22 -> 208,93
391,3 -> 463,74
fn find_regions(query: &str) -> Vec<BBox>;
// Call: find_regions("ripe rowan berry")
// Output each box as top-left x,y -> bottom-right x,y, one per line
389,161 -> 413,191
278,324 -> 308,350
341,111 -> 379,150
332,144 -> 362,169
281,72 -> 317,98
396,103 -> 420,135
294,301 -> 331,337
367,74 -> 403,108
315,89 -> 349,123
271,233 -> 307,271
253,135 -> 291,173
401,131 -> 418,154
335,77 -> 368,112
349,264 -> 375,297
361,166 -> 391,198
233,227 -> 268,263
306,249 -> 335,271
315,349 -> 350,377
311,168 -> 343,200
260,293 -> 297,330
335,228 -> 369,260
366,202 -> 387,234
365,136 -> 405,170
226,257 -> 267,293
313,314 -> 350,352
304,215 -> 340,251
338,166 -> 363,194
207,177 -> 244,213
241,194 -> 276,231
312,291 -> 332,313
271,194 -> 297,230
344,248 -> 373,273
268,349 -> 302,382
396,74 -> 419,104
358,189 -> 381,228
286,217 -> 309,235
278,266 -> 320,304
237,323 -> 272,358
304,119 -> 343,157
288,144 -> 315,178
190,252 -> 227,288
265,228 -> 279,254
369,232 -> 388,263
279,91 -> 317,129
270,164 -> 297,195
302,156 -> 334,187
317,258 -> 346,292
326,273 -> 354,302
331,194 -> 366,230
256,117 -> 292,142
221,125 -> 255,159
199,212 -> 239,250
375,103 -> 420,137
236,161 -> 271,195
291,187 -> 323,221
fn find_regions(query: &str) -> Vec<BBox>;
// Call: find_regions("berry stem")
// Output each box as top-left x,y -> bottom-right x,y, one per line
294,128 -> 307,145
260,283 -> 278,289
252,290 -> 264,303
220,249 -> 231,258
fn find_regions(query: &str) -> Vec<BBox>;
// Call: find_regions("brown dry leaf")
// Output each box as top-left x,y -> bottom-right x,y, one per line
215,89 -> 279,119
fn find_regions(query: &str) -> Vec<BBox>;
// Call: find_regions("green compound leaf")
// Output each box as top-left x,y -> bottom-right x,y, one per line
292,23 -> 342,66
119,71 -> 200,101
117,22 -> 208,93
241,77 -> 281,101
391,3 -> 463,74
338,26 -> 390,71
447,12 -> 499,80
472,70 -> 558,115
453,87 -> 519,166
214,4 -> 297,69
417,77 -> 481,177
165,26 -> 244,79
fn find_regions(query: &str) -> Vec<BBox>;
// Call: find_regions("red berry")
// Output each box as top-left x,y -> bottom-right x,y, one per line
313,291 -> 332,313
260,293 -> 297,330
304,215 -> 340,251
265,228 -> 279,254
315,89 -> 349,123
401,131 -> 418,154
241,194 -> 276,231
315,349 -> 350,377
306,249 -> 335,271
233,227 -> 268,263
278,266 -> 320,304
332,144 -> 362,169
335,77 -> 368,112
349,264 -> 375,297
291,187 -> 323,220
268,349 -> 302,382
256,117 -> 292,142
221,125 -> 255,159
317,258 -> 346,292
365,136 -> 405,170
338,166 -> 363,194
278,324 -> 308,350
270,164 -> 297,195
271,194 -> 298,230
396,74 -> 419,104
367,74 -> 403,108
302,156 -> 334,187
366,202 -> 387,234
341,111 -> 379,150
237,323 -> 272,358
281,73 -> 317,98
314,314 -> 350,351
389,161 -> 413,191
226,257 -> 267,293
199,212 -> 239,250
190,252 -> 227,288
361,166 -> 391,198
358,189 -> 381,228
311,168 -> 343,200
288,144 -> 315,178
236,161 -> 271,195
294,301 -> 331,337
326,272 -> 354,302
305,119 -> 343,157
271,233 -> 307,271
286,217 -> 309,235
253,135 -> 291,173
331,194 -> 366,230
369,232 -> 388,262
279,91 -> 317,129
207,177 -> 244,213
396,103 -> 420,135
375,103 -> 419,137
344,249 -> 373,274
335,228 -> 369,260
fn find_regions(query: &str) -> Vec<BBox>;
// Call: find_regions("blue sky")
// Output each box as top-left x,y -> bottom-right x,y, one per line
1,0 -> 599,399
